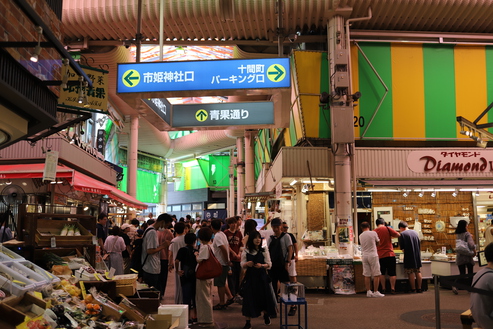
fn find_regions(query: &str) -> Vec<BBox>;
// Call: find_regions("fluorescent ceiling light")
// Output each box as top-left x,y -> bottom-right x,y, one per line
367,189 -> 398,192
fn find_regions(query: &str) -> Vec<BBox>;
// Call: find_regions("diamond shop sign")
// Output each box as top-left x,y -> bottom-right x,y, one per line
407,150 -> 493,173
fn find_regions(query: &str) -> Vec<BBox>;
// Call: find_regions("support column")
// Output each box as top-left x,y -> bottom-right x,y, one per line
159,160 -> 167,215
236,136 -> 245,217
127,115 -> 139,198
328,15 -> 355,256
228,150 -> 236,217
244,130 -> 256,194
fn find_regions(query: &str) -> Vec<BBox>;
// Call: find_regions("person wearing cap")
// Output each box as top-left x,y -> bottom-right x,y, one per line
266,217 -> 293,297
120,223 -> 133,274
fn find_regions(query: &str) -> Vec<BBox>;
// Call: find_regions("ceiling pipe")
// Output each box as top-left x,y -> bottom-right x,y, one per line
277,0 -> 284,57
159,0 -> 164,61
136,0 -> 143,63
345,6 -> 372,97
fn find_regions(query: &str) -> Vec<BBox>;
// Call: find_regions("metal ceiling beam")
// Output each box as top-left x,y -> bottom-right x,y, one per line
64,35 -> 327,49
13,0 -> 93,87
26,109 -> 92,143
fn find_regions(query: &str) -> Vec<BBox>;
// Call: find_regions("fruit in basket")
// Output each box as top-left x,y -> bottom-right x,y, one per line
85,303 -> 102,315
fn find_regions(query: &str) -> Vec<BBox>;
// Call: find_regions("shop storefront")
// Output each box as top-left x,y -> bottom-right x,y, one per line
0,136 -> 147,266
256,146 -> 492,292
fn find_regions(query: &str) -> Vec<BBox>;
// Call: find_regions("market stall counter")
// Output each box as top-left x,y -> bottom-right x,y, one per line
295,257 -> 328,290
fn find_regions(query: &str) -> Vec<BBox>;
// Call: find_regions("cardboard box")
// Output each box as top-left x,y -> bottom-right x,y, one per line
3,292 -> 47,319
127,289 -> 160,314
116,281 -> 137,296
92,298 -> 125,321
146,314 -> 179,329
158,304 -> 188,329
119,301 -> 145,323
80,280 -> 117,300
0,303 -> 25,329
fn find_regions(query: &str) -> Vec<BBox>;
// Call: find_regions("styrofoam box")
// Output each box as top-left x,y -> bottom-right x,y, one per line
0,263 -> 37,296
17,261 -> 60,284
0,247 -> 25,262
1,262 -> 48,288
158,304 -> 188,329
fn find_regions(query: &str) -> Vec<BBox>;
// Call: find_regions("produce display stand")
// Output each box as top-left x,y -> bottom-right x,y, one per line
18,210 -> 96,267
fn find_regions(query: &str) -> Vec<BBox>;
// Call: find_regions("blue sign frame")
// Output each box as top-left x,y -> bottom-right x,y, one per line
117,58 -> 290,93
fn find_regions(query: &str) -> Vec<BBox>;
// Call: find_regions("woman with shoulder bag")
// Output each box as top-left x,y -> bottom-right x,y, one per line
103,226 -> 126,275
453,219 -> 476,294
195,227 -> 214,328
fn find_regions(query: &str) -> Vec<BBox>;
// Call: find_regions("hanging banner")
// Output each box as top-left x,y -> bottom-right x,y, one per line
43,151 -> 59,182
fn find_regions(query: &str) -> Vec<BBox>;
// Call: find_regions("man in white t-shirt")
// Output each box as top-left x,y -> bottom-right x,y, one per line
359,221 -> 384,298
211,219 -> 234,310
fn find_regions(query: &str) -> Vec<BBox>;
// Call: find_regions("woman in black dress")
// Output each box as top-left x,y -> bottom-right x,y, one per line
240,230 -> 277,329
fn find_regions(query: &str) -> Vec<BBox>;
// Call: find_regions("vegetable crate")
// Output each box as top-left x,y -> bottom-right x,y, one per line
34,219 -> 93,247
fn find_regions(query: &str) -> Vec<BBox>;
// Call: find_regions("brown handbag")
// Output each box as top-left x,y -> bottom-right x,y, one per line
196,246 -> 223,280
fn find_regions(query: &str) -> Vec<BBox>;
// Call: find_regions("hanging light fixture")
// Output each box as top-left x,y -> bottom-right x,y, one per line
30,26 -> 43,62
418,192 -> 424,198
61,58 -> 69,88
77,76 -> 85,104
431,190 -> 436,198
452,189 -> 458,197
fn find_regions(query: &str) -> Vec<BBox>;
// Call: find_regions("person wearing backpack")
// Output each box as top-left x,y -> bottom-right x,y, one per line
140,215 -> 169,290
266,217 -> 293,298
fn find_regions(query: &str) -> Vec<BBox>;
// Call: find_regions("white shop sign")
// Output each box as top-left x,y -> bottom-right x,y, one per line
407,150 -> 493,174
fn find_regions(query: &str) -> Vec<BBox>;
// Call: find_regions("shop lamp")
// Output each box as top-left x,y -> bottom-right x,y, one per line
402,192 -> 408,197
475,190 -> 480,196
30,26 -> 43,62
431,191 -> 436,197
61,58 -> 69,89
83,206 -> 89,211
452,190 -> 458,197
459,124 -> 466,135
418,192 -> 424,197
6,180 -> 12,185
77,76 -> 85,104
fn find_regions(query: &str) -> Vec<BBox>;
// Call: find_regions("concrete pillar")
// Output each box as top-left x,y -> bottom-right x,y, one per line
236,136 -> 245,216
127,115 -> 139,198
229,150 -> 236,217
328,15 -> 354,256
244,130 -> 256,194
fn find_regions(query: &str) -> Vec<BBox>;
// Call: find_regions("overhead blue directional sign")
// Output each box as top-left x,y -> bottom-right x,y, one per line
172,101 -> 274,127
117,58 -> 290,93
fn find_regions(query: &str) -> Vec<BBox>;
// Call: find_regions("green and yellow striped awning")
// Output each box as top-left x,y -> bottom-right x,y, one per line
290,43 -> 493,141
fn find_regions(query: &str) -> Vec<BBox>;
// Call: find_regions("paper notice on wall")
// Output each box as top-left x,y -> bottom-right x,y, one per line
43,150 -> 59,182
